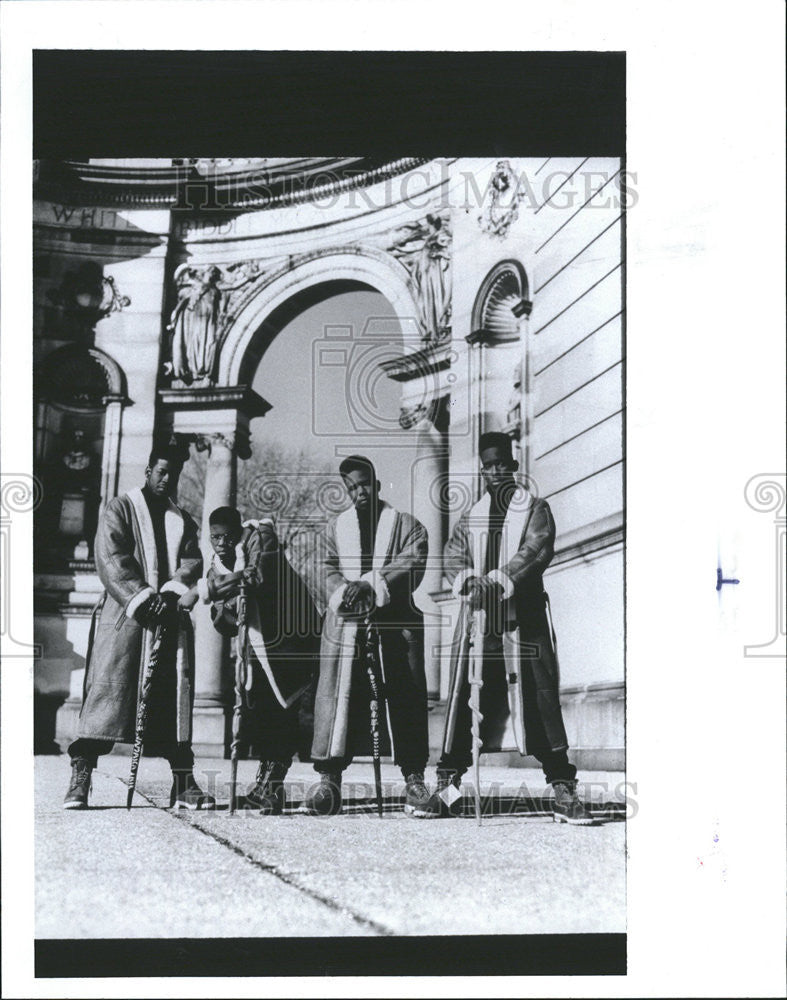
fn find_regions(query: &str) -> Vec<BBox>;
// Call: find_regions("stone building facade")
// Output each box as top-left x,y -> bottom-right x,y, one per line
33,157 -> 624,768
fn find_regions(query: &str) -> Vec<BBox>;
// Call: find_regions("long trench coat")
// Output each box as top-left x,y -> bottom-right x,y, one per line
307,501 -> 429,762
202,519 -> 319,713
76,488 -> 202,744
441,487 -> 569,757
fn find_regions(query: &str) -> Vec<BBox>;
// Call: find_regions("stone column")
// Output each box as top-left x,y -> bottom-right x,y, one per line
465,332 -> 487,490
381,347 -> 452,709
159,384 -> 271,756
190,432 -> 238,750
410,414 -> 449,699
99,394 -> 125,511
512,297 -> 533,477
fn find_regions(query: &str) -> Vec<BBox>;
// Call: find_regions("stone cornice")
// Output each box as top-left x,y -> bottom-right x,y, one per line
34,157 -> 430,210
379,343 -> 453,383
158,384 -> 271,419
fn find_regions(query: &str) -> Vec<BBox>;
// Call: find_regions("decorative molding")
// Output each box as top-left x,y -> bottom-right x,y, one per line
399,394 -> 451,433
465,328 -> 488,347
549,515 -> 625,570
47,269 -> 130,319
38,345 -> 128,408
379,342 -> 452,383
469,258 -> 529,345
216,244 -> 423,387
35,157 -> 429,210
184,243 -> 415,387
158,385 -> 269,461
44,265 -> 131,340
478,160 -> 527,239
399,403 -> 429,430
99,276 -> 131,316
194,432 -> 239,455
157,384 -> 271,418
217,243 -> 403,336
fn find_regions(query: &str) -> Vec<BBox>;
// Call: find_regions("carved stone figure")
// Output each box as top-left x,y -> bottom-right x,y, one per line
390,213 -> 452,345
166,262 -> 261,383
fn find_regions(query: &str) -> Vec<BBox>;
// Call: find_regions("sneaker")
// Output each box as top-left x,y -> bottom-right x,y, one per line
305,772 -> 343,816
552,780 -> 597,826
420,769 -> 462,819
244,760 -> 289,815
403,771 -> 436,818
170,772 -> 216,810
63,758 -> 93,810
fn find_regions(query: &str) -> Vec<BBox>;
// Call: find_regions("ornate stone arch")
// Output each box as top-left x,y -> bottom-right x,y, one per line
470,258 -> 530,344
37,344 -> 127,407
216,248 -> 421,387
466,259 -> 532,473
36,345 -> 129,523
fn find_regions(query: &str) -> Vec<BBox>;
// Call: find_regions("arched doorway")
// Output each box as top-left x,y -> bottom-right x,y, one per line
230,262 -> 447,682
170,252 -> 449,745
35,344 -> 127,562
467,259 -> 532,478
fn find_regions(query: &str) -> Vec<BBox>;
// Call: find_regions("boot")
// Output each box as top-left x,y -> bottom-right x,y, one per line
169,771 -> 216,810
244,760 -> 289,815
420,769 -> 462,819
63,758 -> 93,810
305,771 -> 343,816
552,780 -> 597,825
403,771 -> 435,818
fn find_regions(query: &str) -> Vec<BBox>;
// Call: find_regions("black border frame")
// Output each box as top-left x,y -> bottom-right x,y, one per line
31,48 -> 626,980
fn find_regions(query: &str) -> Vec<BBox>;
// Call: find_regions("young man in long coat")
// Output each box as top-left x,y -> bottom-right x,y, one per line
180,506 -> 319,813
63,444 -> 215,810
305,455 -> 433,816
427,431 -> 595,824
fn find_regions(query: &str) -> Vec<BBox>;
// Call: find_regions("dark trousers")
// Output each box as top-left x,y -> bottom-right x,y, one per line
241,673 -> 301,766
437,633 -> 577,786
68,738 -> 195,772
314,627 -> 429,779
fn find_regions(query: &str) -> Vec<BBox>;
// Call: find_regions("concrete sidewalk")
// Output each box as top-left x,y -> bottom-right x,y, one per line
36,755 -> 626,939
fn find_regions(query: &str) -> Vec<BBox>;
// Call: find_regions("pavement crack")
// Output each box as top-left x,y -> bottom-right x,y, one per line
121,778 -> 396,938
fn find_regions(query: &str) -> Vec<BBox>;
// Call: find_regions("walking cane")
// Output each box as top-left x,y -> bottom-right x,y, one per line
363,613 -> 384,817
229,577 -> 250,815
127,622 -> 165,810
467,605 -> 486,827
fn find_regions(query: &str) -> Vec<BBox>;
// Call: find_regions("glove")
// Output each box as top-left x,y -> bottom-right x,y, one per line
158,590 -> 181,623
339,580 -> 375,618
160,590 -> 180,607
135,593 -> 165,628
465,576 -> 503,611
